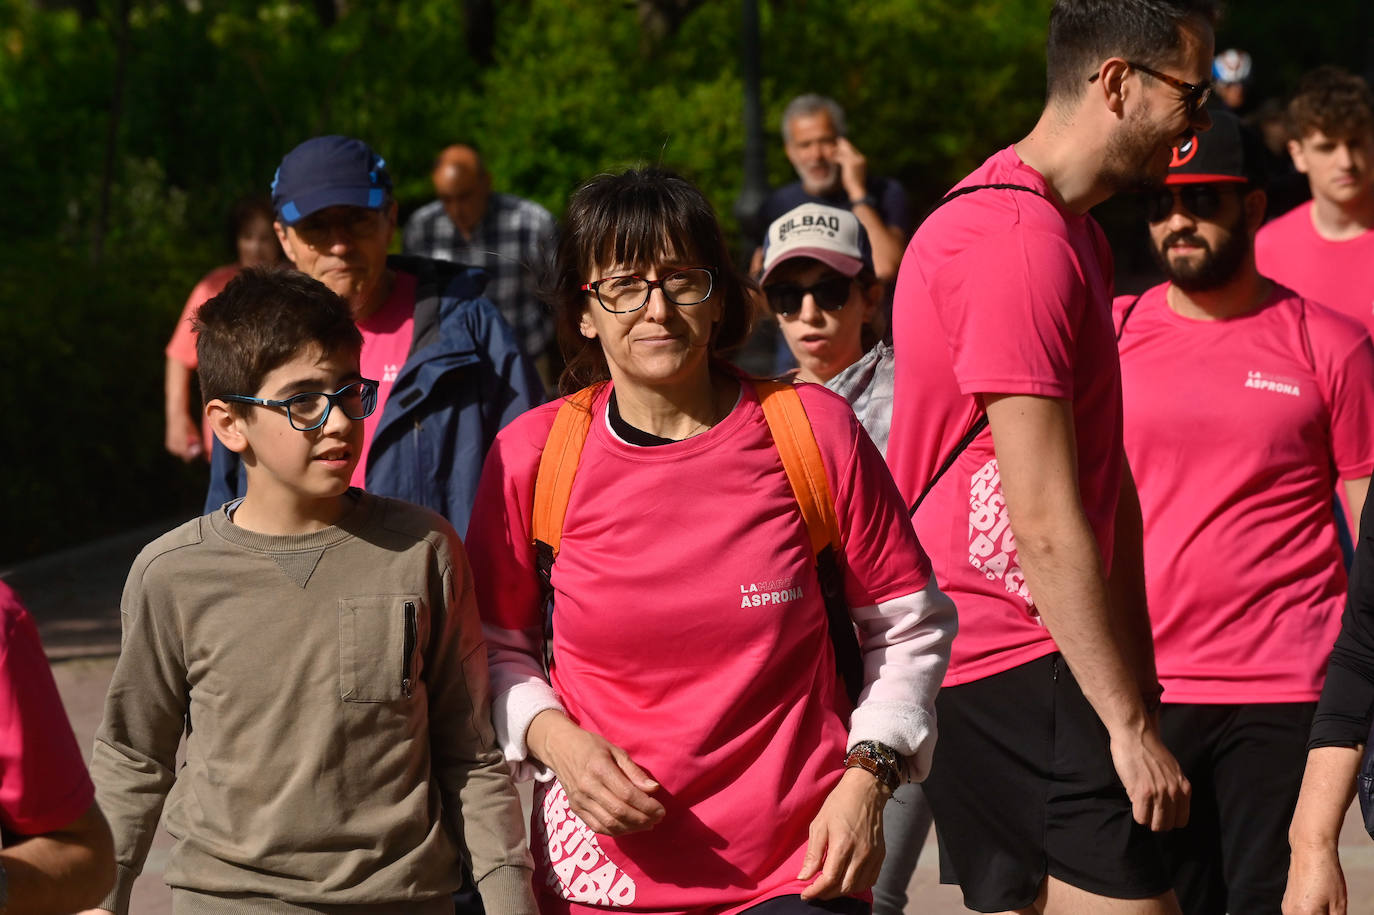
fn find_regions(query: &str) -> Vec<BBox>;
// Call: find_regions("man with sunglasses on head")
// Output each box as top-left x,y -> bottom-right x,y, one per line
886,2 -> 1216,912
1256,66 -> 1374,336
204,135 -> 542,536
1116,109 -> 1374,915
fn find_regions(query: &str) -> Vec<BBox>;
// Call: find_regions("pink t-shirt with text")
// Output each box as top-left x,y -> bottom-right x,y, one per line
1255,202 -> 1374,335
888,146 -> 1122,686
0,582 -> 96,835
1116,283 -> 1374,703
353,272 -> 417,488
467,382 -> 933,915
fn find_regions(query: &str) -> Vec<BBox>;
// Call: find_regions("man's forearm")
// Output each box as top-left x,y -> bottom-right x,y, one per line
1107,459 -> 1160,699
848,204 -> 904,282
1013,509 -> 1150,733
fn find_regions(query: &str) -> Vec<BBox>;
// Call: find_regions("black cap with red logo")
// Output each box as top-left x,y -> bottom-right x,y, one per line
1166,109 -> 1268,187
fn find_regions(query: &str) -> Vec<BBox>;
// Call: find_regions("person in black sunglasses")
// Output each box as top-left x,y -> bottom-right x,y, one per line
1117,108 -> 1374,915
760,204 -> 882,386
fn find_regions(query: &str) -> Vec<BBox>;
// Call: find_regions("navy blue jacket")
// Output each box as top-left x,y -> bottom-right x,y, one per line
205,255 -> 543,535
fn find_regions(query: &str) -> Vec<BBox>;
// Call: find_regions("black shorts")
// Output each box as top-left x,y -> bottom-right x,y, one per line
923,653 -> 1171,912
1158,702 -> 1315,915
739,895 -> 869,915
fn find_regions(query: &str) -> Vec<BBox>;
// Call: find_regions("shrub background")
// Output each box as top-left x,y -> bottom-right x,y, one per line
2,0 -> 1370,560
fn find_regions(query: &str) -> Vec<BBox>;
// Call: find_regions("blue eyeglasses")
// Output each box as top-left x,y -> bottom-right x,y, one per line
220,379 -> 379,431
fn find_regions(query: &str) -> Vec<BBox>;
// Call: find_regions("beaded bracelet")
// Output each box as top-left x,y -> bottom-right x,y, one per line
844,739 -> 902,794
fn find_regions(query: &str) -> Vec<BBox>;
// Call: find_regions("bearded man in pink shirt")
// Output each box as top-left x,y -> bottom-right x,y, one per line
886,1 -> 1216,911
1116,109 -> 1374,915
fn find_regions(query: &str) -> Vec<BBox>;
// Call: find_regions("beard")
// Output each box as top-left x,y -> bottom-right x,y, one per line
797,161 -> 841,196
1102,107 -> 1179,195
1150,210 -> 1251,292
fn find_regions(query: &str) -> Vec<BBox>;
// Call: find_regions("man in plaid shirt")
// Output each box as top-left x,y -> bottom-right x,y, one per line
404,144 -> 557,384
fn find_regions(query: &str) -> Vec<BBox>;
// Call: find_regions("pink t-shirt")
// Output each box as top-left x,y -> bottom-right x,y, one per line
468,381 -> 934,915
1255,202 -> 1374,335
888,146 -> 1121,686
1116,283 -> 1374,703
165,264 -> 241,369
0,581 -> 96,835
354,272 -> 418,488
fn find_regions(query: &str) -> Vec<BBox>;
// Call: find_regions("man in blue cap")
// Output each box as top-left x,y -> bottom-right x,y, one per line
204,135 -> 542,534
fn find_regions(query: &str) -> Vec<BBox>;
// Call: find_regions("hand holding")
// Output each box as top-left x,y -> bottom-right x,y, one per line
165,412 -> 203,462
798,768 -> 887,900
1282,841 -> 1347,914
834,138 -> 869,202
1109,721 -> 1190,831
529,710 -> 665,836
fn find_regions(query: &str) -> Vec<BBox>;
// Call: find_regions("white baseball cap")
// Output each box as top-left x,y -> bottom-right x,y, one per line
761,203 -> 874,284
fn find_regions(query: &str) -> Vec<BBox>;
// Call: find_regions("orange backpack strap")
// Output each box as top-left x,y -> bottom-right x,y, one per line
532,383 -> 603,562
755,380 -> 841,557
755,379 -> 863,705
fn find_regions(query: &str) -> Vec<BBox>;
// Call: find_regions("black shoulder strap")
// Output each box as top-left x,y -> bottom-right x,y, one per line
1116,293 -> 1143,343
907,183 -> 1046,517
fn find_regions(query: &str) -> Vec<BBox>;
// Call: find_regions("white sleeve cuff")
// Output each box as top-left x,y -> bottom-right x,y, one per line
846,577 -> 957,782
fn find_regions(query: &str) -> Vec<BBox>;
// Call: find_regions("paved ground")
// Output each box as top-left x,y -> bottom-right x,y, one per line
12,525 -> 1374,913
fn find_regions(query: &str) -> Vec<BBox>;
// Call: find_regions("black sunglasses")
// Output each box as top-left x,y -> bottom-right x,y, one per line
764,276 -> 853,316
1142,185 -> 1237,223
1088,61 -> 1213,118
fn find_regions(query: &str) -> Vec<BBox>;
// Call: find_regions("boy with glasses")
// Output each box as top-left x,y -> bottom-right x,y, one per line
1255,66 -> 1374,336
88,269 -> 536,914
1117,109 -> 1374,914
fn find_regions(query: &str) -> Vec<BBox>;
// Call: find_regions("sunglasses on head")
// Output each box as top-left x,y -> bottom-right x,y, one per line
1142,184 -> 1237,223
764,275 -> 853,316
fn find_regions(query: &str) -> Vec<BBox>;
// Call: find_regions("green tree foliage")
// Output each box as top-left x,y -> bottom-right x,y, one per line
0,0 -> 1369,559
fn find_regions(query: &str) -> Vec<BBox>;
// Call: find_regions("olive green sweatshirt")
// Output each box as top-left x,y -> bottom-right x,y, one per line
91,492 -> 535,913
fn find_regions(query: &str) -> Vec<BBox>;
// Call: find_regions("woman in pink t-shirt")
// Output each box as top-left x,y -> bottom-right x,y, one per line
467,169 -> 954,915
163,196 -> 283,461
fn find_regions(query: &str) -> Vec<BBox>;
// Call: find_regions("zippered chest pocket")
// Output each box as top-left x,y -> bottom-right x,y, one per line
338,595 -> 424,703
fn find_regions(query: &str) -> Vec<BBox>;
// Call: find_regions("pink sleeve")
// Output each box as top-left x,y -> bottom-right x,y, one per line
1323,329 -> 1374,480
467,407 -> 565,778
930,226 -> 1084,400
0,585 -> 95,835
165,267 -> 238,368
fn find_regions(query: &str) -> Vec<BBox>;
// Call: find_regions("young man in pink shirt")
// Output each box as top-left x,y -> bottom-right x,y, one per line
1117,109 -> 1374,915
1255,67 -> 1374,333
887,1 -> 1215,911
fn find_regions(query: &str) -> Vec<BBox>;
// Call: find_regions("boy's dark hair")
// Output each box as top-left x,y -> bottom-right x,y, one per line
1045,0 -> 1218,103
194,267 -> 363,416
1288,66 -> 1374,142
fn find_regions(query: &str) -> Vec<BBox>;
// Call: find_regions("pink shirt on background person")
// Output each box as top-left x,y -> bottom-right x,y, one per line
165,264 -> 241,369
887,145 -> 1122,686
0,581 -> 96,836
167,265 -> 240,453
1255,202 -> 1374,334
467,381 -> 951,915
353,272 -> 417,488
1116,284 -> 1374,703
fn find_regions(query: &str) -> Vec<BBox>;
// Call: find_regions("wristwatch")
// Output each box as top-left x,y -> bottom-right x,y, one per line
844,739 -> 902,795
849,194 -> 879,211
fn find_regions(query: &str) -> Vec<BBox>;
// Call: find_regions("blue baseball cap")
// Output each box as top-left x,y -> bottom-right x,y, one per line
270,135 -> 393,226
